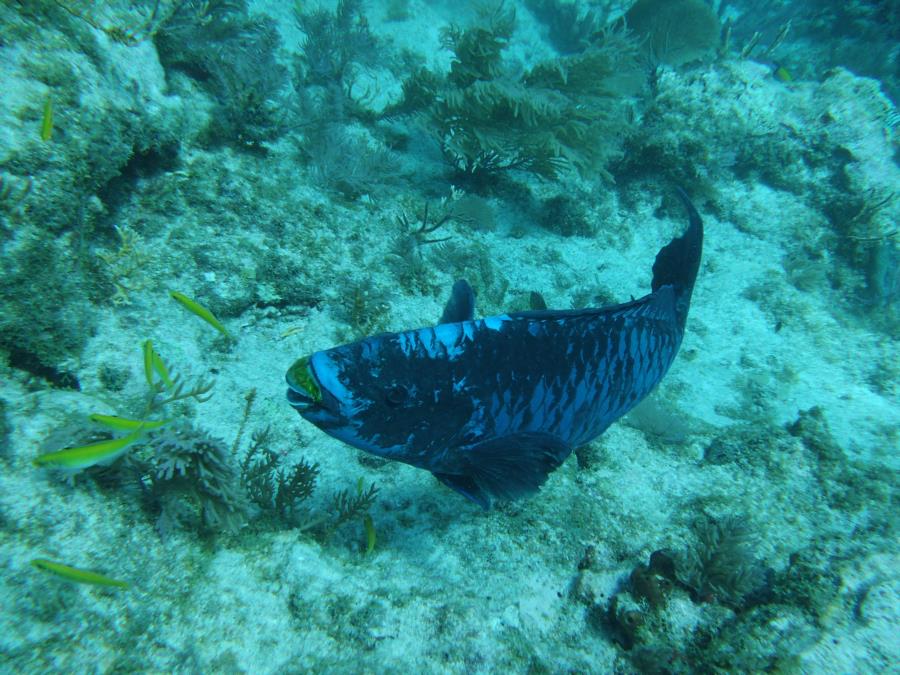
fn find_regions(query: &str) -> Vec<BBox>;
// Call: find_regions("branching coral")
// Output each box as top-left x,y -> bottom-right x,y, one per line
96,224 -> 150,305
240,427 -> 320,523
293,0 -> 378,90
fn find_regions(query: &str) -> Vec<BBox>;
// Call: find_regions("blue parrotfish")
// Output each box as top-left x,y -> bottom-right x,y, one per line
286,189 -> 703,509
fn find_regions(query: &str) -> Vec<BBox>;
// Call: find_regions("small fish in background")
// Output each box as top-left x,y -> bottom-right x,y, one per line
40,96 -> 53,141
287,190 -> 704,509
170,291 -> 232,339
31,558 -> 128,588
773,63 -> 793,82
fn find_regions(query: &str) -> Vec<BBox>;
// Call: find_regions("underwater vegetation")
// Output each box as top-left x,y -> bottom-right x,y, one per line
623,0 -> 721,66
333,277 -> 392,339
154,0 -> 289,150
291,0 -> 407,199
30,327 -> 379,548
241,427 -> 320,524
524,0 -> 609,54
674,514 -> 769,607
294,0 -> 379,95
143,424 -> 249,535
388,4 -> 644,187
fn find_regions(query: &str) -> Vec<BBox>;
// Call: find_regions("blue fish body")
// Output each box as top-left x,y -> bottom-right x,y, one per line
287,190 -> 703,508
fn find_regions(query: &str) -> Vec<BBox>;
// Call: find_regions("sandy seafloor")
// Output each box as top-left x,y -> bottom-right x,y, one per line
0,1 -> 898,673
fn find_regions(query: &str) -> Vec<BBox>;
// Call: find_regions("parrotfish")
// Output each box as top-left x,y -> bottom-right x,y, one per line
287,190 -> 703,508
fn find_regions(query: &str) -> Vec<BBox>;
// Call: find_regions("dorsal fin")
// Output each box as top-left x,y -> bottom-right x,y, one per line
439,279 -> 475,324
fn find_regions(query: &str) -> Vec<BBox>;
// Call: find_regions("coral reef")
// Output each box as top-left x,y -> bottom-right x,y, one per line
0,1 -> 188,379
0,0 -> 897,671
0,234 -> 92,389
537,193 -> 594,237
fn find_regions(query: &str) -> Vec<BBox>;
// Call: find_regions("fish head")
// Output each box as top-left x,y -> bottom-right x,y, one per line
286,328 -> 478,465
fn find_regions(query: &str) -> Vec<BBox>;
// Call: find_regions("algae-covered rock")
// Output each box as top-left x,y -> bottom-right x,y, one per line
0,2 -> 192,377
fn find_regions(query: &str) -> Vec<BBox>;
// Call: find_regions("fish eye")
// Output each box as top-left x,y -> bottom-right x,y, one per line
385,384 -> 408,407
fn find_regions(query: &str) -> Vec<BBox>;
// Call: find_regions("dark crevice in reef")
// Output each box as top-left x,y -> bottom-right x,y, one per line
98,142 -> 181,212
7,347 -> 81,390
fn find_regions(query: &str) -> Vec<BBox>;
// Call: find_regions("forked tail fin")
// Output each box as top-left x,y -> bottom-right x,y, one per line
651,188 -> 704,330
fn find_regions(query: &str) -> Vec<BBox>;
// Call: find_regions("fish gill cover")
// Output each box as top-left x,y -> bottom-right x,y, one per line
0,0 -> 897,673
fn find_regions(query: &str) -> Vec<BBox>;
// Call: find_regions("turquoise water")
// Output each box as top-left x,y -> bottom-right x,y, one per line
1,1 -> 897,672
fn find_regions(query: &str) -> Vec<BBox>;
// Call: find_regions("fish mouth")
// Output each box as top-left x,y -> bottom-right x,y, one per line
285,356 -> 323,412
286,385 -> 316,411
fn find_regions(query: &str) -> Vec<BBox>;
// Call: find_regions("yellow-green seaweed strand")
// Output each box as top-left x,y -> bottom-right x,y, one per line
170,291 -> 231,338
31,558 -> 128,588
32,429 -> 144,470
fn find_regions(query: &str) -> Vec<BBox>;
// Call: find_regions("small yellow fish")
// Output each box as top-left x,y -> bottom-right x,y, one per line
143,339 -> 155,386
170,291 -> 231,338
31,558 -> 128,588
32,429 -> 144,470
40,96 -> 53,141
363,513 -> 376,555
142,339 -> 173,387
88,414 -> 170,431
773,64 -> 792,82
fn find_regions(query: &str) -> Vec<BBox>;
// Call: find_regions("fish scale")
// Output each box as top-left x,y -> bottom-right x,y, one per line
286,189 -> 703,508
455,295 -> 684,450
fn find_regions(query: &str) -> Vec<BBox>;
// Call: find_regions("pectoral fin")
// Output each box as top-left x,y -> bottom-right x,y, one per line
439,279 -> 475,324
434,433 -> 572,509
